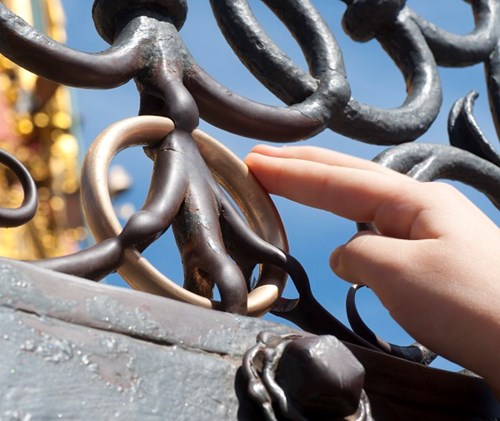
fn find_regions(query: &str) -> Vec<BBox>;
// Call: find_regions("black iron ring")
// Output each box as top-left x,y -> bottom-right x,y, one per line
0,149 -> 38,227
207,0 -> 350,140
373,142 -> 500,208
92,0 -> 188,43
410,0 -> 498,67
211,0 -> 442,145
346,284 -> 437,364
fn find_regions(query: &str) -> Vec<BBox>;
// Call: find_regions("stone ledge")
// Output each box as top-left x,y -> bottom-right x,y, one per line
0,258 -> 498,420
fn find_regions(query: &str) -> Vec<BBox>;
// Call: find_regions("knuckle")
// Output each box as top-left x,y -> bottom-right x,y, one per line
346,232 -> 374,254
422,181 -> 459,198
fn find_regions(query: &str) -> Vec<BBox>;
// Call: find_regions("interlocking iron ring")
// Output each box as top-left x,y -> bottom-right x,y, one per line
81,116 -> 288,316
0,149 -> 38,227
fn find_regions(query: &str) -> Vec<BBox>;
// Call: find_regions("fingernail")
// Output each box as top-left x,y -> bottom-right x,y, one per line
330,247 -> 342,273
254,145 -> 278,153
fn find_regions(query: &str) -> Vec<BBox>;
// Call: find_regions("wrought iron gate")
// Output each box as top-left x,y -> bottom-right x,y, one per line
0,0 -> 498,419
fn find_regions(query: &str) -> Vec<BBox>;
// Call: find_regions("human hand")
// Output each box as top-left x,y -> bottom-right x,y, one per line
245,144 -> 500,396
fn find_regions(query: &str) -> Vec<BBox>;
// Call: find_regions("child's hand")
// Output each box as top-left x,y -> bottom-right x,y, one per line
245,144 -> 500,396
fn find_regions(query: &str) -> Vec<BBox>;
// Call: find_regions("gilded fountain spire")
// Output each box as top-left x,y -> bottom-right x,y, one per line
0,0 -> 84,259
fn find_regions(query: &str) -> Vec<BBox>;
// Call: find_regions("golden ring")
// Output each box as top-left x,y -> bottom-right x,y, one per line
81,115 -> 288,316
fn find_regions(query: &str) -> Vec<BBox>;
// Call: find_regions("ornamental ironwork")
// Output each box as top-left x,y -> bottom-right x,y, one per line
0,0 -> 499,419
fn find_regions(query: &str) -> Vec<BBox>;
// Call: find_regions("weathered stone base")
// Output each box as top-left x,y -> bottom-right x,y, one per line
0,258 -> 498,420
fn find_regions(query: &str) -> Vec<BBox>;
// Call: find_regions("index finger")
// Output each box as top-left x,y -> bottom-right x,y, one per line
249,145 -> 412,181
244,150 -> 428,239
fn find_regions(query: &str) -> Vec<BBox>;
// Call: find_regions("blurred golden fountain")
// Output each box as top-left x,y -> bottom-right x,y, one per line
0,0 -> 85,259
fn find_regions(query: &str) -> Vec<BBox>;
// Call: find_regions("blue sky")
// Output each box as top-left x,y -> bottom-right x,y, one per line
60,0 -> 499,370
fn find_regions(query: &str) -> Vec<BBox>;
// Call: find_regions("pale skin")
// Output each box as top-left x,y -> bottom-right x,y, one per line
244,144 -> 500,397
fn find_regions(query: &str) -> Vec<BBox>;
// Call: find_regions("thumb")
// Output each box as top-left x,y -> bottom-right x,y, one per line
330,231 -> 423,309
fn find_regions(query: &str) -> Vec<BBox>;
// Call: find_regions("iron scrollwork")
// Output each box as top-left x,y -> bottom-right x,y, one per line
0,0 -> 499,418
0,0 -> 337,315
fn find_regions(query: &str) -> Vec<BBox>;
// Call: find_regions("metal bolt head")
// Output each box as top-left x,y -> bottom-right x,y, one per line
92,0 -> 188,43
275,335 -> 365,418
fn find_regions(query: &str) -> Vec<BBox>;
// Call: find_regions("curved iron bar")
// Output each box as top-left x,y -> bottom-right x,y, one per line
448,91 -> 500,166
0,0 -> 357,314
78,115 -> 300,316
0,4 -> 141,88
218,201 -> 384,349
200,0 -> 350,141
210,0 -> 442,145
343,95 -> 500,365
34,91 -> 267,314
270,261 -> 386,353
270,249 -> 435,363
486,43 -> 500,140
347,285 -> 438,365
0,149 -> 38,227
0,1 -> 348,142
184,3 -> 350,141
373,143 -> 500,206
0,0 -> 497,372
409,0 -> 498,67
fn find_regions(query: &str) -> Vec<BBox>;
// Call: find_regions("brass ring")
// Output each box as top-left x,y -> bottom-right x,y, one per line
81,115 -> 288,316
